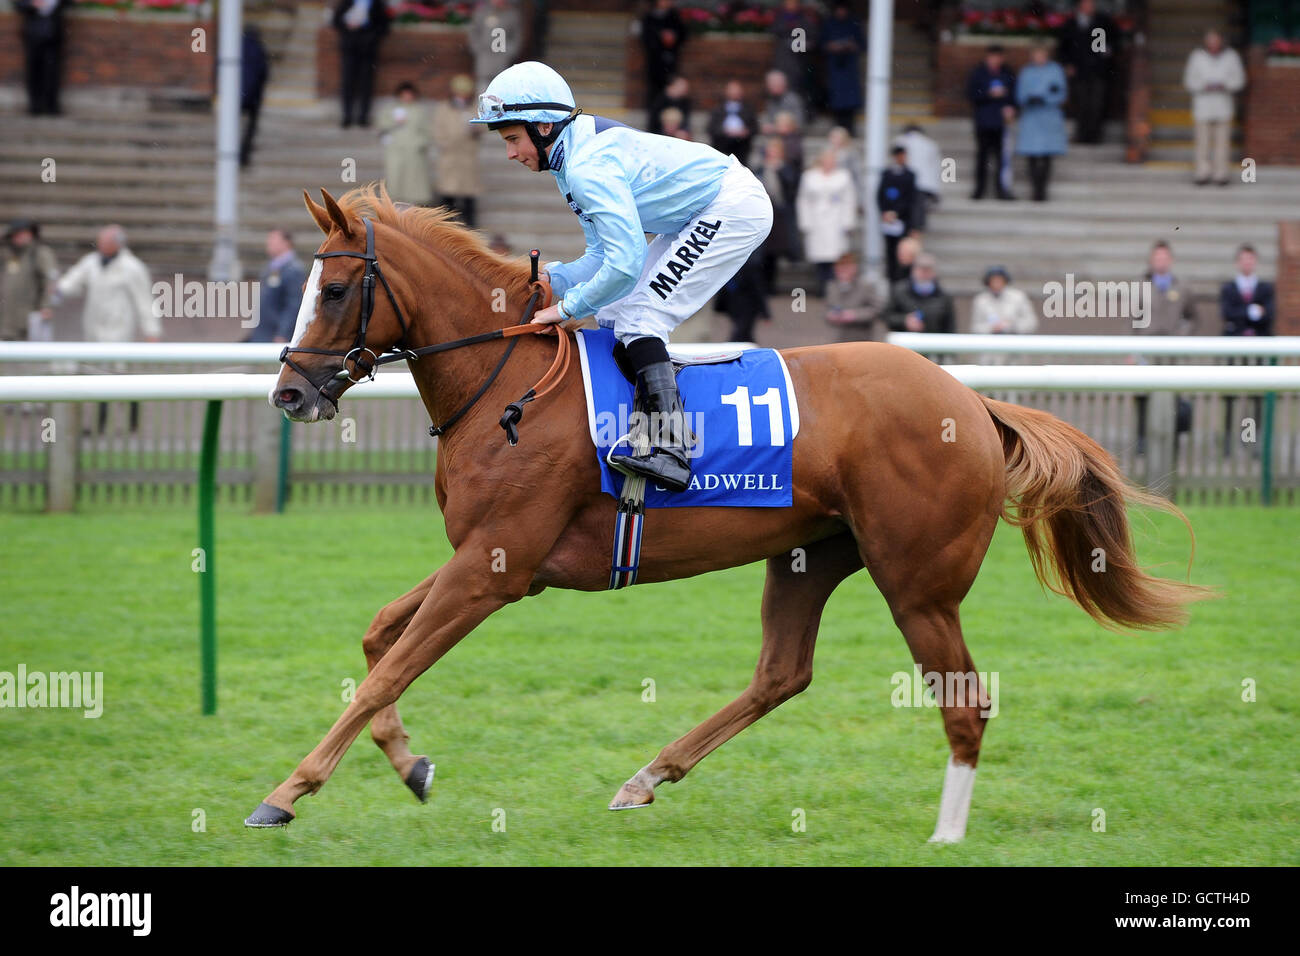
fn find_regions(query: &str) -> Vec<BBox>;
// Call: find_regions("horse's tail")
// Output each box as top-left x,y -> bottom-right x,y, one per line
979,394 -> 1214,630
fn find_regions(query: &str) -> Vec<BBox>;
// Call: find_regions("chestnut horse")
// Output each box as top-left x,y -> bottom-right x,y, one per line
247,185 -> 1209,841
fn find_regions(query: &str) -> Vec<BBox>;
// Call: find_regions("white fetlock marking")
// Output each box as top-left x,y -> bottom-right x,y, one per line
928,756 -> 976,844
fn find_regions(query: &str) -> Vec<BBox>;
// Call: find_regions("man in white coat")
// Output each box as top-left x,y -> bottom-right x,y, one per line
55,224 -> 159,432
1183,29 -> 1245,186
56,224 -> 159,343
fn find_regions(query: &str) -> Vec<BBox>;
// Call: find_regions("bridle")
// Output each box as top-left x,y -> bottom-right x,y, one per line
278,217 -> 571,445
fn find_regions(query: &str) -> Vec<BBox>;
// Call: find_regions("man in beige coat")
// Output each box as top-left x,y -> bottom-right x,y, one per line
56,225 -> 158,343
1183,29 -> 1245,186
55,224 -> 158,433
378,82 -> 433,206
431,74 -> 483,227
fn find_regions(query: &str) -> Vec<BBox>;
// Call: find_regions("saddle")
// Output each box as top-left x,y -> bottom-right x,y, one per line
610,340 -> 743,384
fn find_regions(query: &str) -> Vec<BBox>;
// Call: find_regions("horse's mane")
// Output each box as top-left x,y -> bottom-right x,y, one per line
333,183 -> 534,300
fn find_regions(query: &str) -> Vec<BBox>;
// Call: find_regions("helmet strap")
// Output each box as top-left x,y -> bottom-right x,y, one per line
530,108 -> 582,172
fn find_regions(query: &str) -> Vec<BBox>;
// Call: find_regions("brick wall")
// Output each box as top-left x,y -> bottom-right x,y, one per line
625,33 -> 772,111
0,13 -> 214,93
1277,221 -> 1300,337
316,26 -> 474,100
934,37 -> 1130,120
1243,49 -> 1300,167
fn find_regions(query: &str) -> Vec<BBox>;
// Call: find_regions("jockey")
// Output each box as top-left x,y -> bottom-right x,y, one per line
470,61 -> 774,492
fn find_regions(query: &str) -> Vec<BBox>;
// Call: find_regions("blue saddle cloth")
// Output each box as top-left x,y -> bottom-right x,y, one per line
575,328 -> 798,508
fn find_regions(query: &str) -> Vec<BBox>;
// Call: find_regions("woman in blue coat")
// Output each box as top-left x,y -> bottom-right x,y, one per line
1015,44 -> 1068,202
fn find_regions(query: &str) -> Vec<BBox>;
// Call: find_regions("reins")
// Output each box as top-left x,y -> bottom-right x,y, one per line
279,218 -> 572,446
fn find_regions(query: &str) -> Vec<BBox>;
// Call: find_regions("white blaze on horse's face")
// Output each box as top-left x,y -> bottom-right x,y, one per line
268,260 -> 325,410
289,259 -> 324,348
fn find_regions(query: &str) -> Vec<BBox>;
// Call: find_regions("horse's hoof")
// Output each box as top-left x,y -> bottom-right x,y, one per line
244,802 -> 294,828
608,782 -> 655,811
405,756 -> 435,804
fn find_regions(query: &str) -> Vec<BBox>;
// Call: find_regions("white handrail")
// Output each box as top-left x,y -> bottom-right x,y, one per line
3,365 -> 1299,403
889,333 -> 1300,357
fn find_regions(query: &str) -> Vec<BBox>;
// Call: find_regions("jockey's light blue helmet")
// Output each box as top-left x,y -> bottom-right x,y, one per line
470,61 -> 582,172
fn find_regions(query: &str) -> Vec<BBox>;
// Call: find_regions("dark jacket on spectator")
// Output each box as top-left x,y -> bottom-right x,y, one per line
876,164 -> 917,228
967,63 -> 1018,130
332,0 -> 390,40
1056,12 -> 1120,79
251,254 -> 307,343
886,278 -> 955,333
648,91 -> 692,136
708,99 -> 759,164
1220,278 -> 1276,336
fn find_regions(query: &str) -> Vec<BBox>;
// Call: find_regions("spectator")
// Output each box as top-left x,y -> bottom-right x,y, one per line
715,247 -> 769,343
1015,42 -> 1068,202
1,219 -> 58,342
760,69 -> 805,134
1184,29 -> 1245,187
894,234 -> 923,283
250,229 -> 305,345
798,148 -> 857,296
1056,0 -> 1118,145
895,123 -> 941,226
877,145 -> 917,282
708,80 -> 758,165
966,45 -> 1017,201
432,75 -> 483,227
770,0 -> 819,110
55,225 -> 158,433
752,136 -> 801,294
659,106 -> 692,141
378,82 -> 433,206
885,253 -> 954,334
1141,240 -> 1196,337
240,27 -> 270,168
821,1 -> 864,134
772,109 -> 804,170
1220,244 -> 1274,337
970,266 -> 1038,335
333,0 -> 390,128
471,0 -> 523,94
1134,240 -> 1196,455
15,0 -> 64,116
649,75 -> 692,136
823,252 -> 883,343
1220,243 -> 1273,457
642,0 -> 686,117
827,125 -> 862,192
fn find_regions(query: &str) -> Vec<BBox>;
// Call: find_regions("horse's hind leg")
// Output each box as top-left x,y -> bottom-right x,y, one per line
610,533 -> 862,809
891,604 -> 990,843
361,569 -> 440,801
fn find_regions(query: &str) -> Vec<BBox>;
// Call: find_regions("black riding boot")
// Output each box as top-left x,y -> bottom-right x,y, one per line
608,338 -> 692,492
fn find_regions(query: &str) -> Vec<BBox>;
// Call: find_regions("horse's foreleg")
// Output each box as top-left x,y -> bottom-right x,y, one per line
361,568 -> 440,801
610,533 -> 862,810
245,553 -> 524,827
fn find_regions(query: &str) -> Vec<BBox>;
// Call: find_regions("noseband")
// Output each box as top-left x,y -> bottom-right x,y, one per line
278,217 -> 569,445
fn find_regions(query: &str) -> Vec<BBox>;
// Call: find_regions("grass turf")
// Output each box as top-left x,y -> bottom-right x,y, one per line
0,504 -> 1295,865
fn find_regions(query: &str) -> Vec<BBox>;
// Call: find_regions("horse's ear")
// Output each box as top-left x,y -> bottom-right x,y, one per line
303,190 -> 333,237
319,188 -> 354,240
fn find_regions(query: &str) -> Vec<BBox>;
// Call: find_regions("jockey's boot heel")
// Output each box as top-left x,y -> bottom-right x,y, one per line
608,359 -> 693,492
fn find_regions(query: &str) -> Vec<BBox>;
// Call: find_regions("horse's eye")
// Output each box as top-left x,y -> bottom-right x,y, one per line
324,284 -> 347,301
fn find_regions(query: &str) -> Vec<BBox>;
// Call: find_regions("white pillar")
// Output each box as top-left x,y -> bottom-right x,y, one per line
209,0 -> 243,282
862,0 -> 894,282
